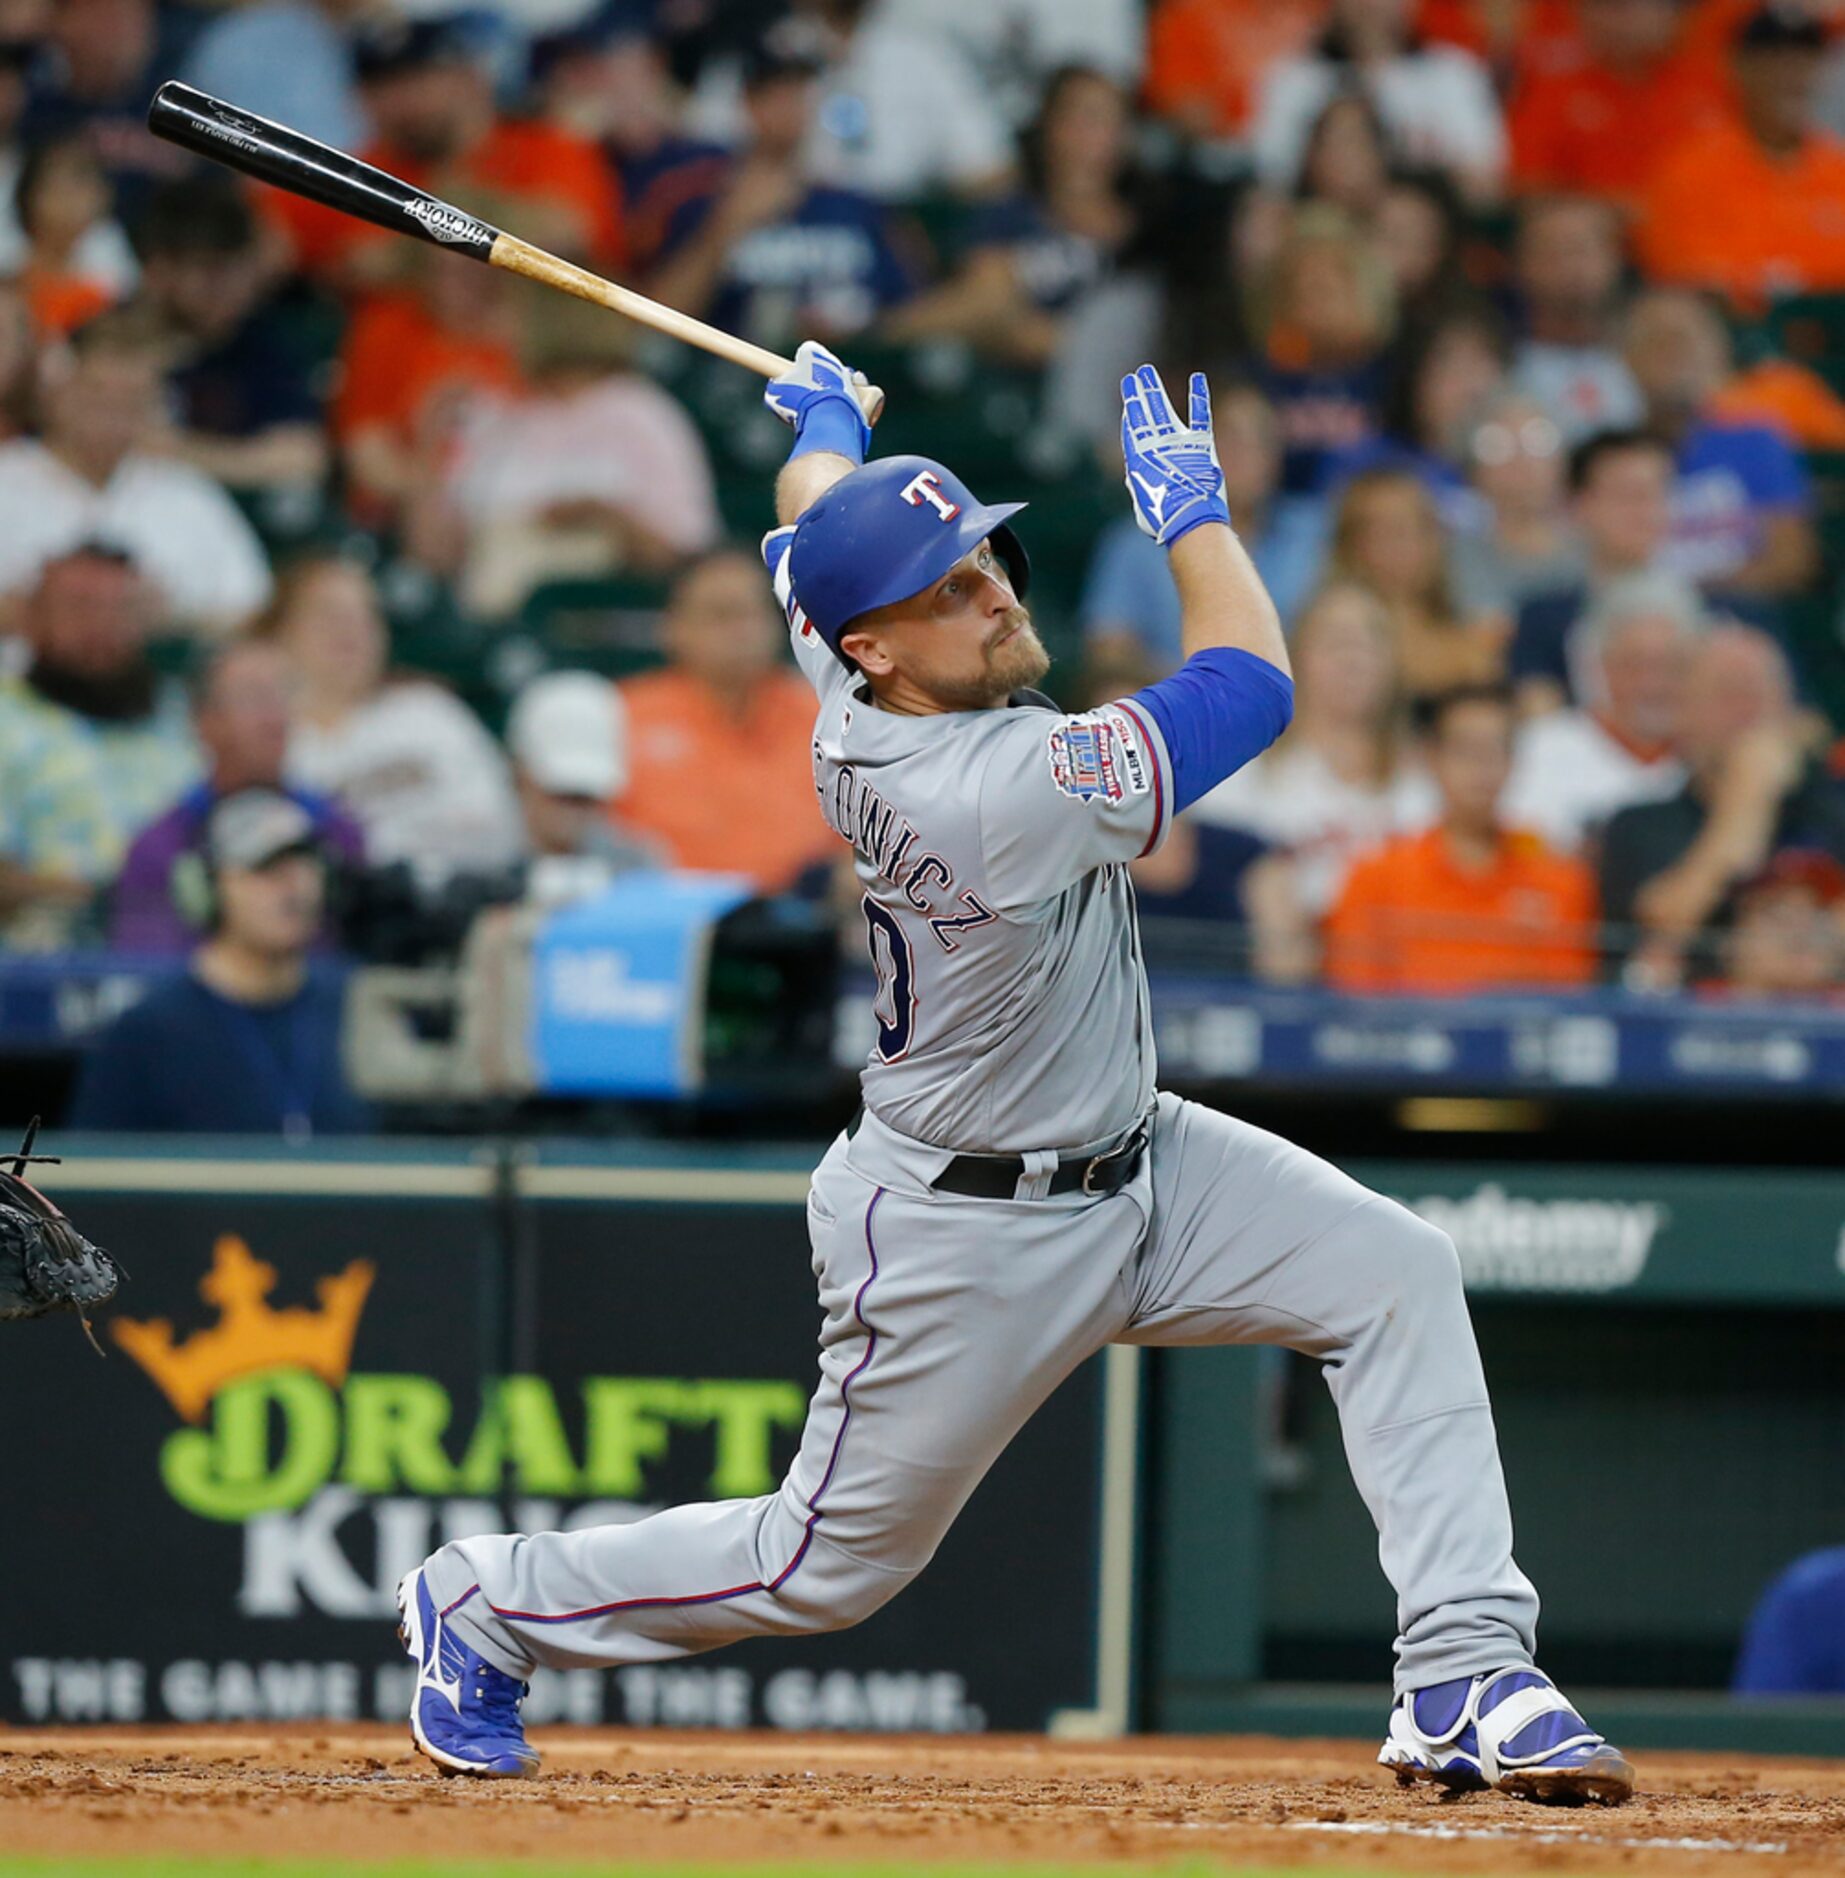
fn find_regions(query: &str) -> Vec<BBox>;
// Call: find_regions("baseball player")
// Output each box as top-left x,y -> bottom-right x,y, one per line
396,346 -> 1634,1806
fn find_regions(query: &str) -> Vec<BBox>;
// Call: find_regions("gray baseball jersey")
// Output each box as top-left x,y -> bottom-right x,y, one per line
765,525 -> 1174,1152
419,514 -> 1542,1719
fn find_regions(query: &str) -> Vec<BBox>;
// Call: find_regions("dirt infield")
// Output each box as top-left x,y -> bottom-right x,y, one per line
1,1726 -> 1841,1874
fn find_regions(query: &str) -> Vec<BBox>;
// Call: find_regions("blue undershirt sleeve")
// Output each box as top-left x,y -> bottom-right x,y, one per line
1125,647 -> 1294,815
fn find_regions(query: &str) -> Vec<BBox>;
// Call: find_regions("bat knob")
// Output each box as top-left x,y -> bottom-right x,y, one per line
856,382 -> 886,428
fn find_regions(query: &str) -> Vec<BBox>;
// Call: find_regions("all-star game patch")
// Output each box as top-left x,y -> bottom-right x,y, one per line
1048,716 -> 1126,803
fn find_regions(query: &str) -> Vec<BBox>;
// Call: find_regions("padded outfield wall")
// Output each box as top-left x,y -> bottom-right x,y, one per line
5,1138 -> 1844,1754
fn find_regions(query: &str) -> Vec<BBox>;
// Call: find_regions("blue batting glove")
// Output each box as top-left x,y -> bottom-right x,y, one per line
1120,364 -> 1231,547
765,339 -> 875,464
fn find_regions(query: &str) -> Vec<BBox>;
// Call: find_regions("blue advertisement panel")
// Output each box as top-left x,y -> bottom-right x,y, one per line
529,873 -> 754,1097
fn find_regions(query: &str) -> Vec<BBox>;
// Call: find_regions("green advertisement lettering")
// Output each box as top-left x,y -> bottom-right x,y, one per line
456,1377 -> 581,1495
341,1374 -> 459,1494
156,1368 -> 807,1514
161,1369 -> 341,1521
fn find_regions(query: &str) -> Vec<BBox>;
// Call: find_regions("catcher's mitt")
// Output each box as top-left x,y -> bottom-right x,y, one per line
0,1118 -> 119,1349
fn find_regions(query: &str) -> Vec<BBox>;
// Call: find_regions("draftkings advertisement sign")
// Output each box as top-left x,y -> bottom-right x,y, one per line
0,1173 -> 1111,1732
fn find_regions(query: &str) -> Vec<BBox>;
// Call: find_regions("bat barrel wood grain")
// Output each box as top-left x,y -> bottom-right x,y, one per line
146,80 -> 884,423
488,233 -> 795,382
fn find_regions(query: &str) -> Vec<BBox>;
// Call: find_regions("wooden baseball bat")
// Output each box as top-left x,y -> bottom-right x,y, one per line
145,81 -> 883,423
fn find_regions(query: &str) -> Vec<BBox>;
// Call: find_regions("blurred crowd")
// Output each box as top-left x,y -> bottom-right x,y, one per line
5,0 -> 1845,1118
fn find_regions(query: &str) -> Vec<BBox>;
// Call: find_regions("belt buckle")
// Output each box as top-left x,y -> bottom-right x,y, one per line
1081,1124 -> 1144,1198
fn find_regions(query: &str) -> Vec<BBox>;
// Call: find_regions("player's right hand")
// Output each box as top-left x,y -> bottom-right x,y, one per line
1120,364 -> 1231,547
765,339 -> 879,462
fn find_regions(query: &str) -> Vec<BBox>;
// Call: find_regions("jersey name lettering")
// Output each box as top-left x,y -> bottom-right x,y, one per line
825,763 -> 953,906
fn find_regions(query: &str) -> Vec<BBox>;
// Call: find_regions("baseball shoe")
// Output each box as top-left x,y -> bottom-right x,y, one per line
1380,1667 -> 1634,1806
396,1567 -> 538,1778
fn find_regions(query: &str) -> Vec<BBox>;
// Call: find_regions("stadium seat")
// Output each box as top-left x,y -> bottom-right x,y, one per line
517,576 -> 671,682
1767,296 -> 1845,397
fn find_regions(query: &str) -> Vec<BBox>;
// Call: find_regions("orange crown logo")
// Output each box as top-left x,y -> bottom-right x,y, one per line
113,1236 -> 375,1423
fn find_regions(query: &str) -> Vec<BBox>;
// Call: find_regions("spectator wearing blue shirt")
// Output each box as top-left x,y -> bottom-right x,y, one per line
1509,428 -> 1678,713
22,0 -> 200,220
882,65 -> 1141,367
1129,818 -> 1270,947
1734,1547 -> 1845,1694
72,788 -> 371,1137
1624,288 -> 1820,606
1081,382 -> 1326,693
132,177 -> 329,500
644,26 -> 914,349
179,0 -> 367,153
1250,205 -> 1395,494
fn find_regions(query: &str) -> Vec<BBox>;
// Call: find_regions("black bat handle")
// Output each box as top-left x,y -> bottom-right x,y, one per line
146,80 -> 503,261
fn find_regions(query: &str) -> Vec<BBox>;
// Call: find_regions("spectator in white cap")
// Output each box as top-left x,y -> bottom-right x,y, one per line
505,670 -> 661,904
1502,571 -> 1701,855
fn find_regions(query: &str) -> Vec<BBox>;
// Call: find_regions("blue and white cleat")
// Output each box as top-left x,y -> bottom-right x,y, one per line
396,1567 -> 538,1778
1380,1668 -> 1634,1805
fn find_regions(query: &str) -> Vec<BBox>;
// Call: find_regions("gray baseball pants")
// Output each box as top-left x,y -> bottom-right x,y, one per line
425,1092 -> 1538,1698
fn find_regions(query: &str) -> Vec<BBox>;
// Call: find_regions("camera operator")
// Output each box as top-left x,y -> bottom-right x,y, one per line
71,789 -> 372,1136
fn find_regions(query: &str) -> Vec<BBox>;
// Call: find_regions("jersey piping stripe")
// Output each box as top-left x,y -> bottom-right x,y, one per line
477,1186 -> 888,1627
760,1183 -> 884,1595
439,1584 -> 482,1620
1112,699 -> 1167,857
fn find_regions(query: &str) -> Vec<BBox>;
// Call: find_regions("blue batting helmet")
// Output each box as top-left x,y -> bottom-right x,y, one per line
788,455 -> 1030,662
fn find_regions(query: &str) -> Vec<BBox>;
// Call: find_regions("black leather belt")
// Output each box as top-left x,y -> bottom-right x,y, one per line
847,1108 -> 1148,1200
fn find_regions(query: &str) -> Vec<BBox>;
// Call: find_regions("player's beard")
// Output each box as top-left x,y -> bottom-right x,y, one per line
926,606 -> 1049,710
985,606 -> 1050,696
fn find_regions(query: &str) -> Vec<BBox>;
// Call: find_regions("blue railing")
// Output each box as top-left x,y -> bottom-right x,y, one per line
10,954 -> 1845,1098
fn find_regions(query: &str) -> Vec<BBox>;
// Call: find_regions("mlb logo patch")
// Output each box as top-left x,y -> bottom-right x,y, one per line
1048,718 -> 1124,803
1101,708 -> 1150,796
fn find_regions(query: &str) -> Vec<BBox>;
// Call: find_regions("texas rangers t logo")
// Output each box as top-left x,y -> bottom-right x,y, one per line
900,471 -> 962,522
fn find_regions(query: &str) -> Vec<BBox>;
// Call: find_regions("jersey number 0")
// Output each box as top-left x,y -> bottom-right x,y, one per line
862,898 -> 916,1062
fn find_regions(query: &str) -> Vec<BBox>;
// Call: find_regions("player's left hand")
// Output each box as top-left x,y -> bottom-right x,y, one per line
1120,364 -> 1231,547
765,340 -> 881,463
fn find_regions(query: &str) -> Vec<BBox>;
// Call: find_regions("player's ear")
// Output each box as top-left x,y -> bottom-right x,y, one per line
839,627 -> 893,676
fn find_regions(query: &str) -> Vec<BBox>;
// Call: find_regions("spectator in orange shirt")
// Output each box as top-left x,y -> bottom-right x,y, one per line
334,229 -> 525,530
613,548 -> 836,894
1637,4 -> 1845,309
12,134 -> 125,336
266,16 -> 625,290
1709,357 -> 1845,450
1417,0 -> 1577,76
1509,0 -> 1729,209
1143,0 -> 1324,141
1325,684 -> 1600,992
